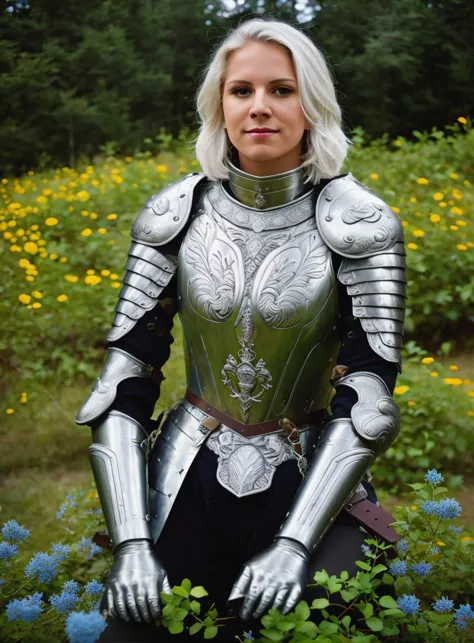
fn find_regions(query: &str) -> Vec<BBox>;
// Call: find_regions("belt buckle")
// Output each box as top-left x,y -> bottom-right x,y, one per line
279,418 -> 308,477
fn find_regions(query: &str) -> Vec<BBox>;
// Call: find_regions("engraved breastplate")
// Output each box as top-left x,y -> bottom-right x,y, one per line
177,181 -> 340,425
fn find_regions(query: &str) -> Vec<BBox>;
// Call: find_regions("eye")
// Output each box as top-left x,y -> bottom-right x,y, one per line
230,86 -> 294,97
273,87 -> 293,96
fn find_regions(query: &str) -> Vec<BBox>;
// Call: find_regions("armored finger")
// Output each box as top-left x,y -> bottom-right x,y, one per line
136,593 -> 152,623
161,572 -> 171,596
228,565 -> 251,603
123,586 -> 142,622
147,591 -> 161,620
281,585 -> 303,615
272,587 -> 290,614
240,582 -> 262,621
253,585 -> 277,620
113,586 -> 131,622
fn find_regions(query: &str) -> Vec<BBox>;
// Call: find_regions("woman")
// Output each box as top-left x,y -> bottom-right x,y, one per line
76,18 -> 405,640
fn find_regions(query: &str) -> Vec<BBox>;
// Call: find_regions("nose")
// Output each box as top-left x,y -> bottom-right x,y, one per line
249,89 -> 272,119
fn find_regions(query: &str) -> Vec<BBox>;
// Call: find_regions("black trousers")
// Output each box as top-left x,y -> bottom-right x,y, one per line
99,447 -> 378,642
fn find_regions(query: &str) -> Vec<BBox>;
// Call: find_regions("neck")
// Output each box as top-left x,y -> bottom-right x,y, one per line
226,161 -> 309,209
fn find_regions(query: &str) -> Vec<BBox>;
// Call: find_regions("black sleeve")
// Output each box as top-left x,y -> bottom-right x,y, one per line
330,252 -> 399,420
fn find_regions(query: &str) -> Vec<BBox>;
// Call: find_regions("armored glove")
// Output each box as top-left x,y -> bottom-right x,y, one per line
228,538 -> 309,621
105,539 -> 170,622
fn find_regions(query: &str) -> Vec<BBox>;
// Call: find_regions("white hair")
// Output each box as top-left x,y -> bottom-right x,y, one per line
194,18 -> 351,183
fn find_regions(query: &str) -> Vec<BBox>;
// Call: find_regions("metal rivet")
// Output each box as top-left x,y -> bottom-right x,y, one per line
173,216 -> 179,221
147,323 -> 155,330
179,194 -> 185,198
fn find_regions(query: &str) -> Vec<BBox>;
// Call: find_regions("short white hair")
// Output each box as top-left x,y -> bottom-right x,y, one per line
194,18 -> 351,183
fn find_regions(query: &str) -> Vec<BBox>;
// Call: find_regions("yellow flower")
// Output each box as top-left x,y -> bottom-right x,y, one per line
111,174 -> 123,184
464,379 -> 472,384
408,401 -> 416,407
391,206 -> 401,214
97,228 -> 107,234
30,224 -> 39,231
110,281 -> 121,288
32,291 -> 43,299
433,192 -> 444,201
457,244 -> 468,251
401,220 -> 409,228
407,243 -> 418,250
370,173 -> 379,180
416,177 -> 429,184
32,302 -> 42,309
106,213 -> 117,221
18,294 -> 31,304
440,201 -> 447,207
36,195 -> 48,205
84,275 -> 102,285
457,116 -> 467,124
57,294 -> 68,302
60,257 -> 67,263
18,259 -> 30,268
6,409 -> 15,414
461,536 -> 472,543
409,197 -> 417,203
451,206 -> 463,215
468,411 -> 474,417
25,276 -> 35,282
410,505 -> 417,511
449,365 -> 459,371
450,173 -> 459,179
64,274 -> 79,283
109,273 -> 119,280
436,541 -> 446,547
421,357 -> 434,364
86,269 -> 95,275
394,385 -> 410,395
101,269 -> 111,276
430,371 -> 439,377
456,220 -> 467,227
412,229 -> 425,238
49,253 -> 58,260
89,212 -> 98,220
124,156 -> 132,163
450,225 -> 459,231
443,378 -> 463,386
24,241 -> 39,255
155,164 -> 168,173
467,392 -> 474,398
10,244 -> 22,252
45,217 -> 58,226
76,190 -> 90,202
81,228 -> 92,237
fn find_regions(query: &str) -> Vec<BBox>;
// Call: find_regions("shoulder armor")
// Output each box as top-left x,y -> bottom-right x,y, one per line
131,172 -> 207,247
316,173 -> 403,258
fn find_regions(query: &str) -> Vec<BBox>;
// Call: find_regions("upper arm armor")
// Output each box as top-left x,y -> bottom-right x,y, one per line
107,173 -> 206,343
316,174 -> 406,371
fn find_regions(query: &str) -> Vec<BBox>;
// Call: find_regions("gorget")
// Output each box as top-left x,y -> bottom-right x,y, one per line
176,166 -> 340,497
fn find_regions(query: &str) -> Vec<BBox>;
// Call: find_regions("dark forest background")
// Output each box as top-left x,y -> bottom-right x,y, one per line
1,0 -> 473,174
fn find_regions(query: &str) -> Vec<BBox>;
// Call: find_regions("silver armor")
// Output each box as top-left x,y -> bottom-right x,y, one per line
77,163 -> 406,622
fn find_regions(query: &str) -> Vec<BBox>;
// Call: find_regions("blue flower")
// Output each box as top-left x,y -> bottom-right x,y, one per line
421,498 -> 462,520
24,552 -> 59,583
411,561 -> 433,577
84,580 -> 104,596
424,469 -> 444,485
432,597 -> 454,613
51,588 -> 80,614
6,592 -> 43,623
396,594 -> 420,615
454,604 -> 474,631
449,526 -> 462,536
51,543 -> 71,562
57,501 -> 69,520
389,560 -> 407,577
429,546 -> 440,555
244,632 -> 254,641
1,520 -> 30,543
397,539 -> 409,554
0,541 -> 18,561
63,580 -> 80,594
78,537 -> 102,560
65,610 -> 108,643
361,544 -> 372,557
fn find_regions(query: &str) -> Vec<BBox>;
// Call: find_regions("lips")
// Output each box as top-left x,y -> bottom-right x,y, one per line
246,128 -> 278,133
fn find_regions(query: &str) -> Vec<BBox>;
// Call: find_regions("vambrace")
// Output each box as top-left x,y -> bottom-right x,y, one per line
276,372 -> 400,554
75,347 -> 156,425
89,410 -> 152,551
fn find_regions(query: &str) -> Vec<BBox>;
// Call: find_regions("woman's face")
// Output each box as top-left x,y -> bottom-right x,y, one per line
222,40 -> 310,177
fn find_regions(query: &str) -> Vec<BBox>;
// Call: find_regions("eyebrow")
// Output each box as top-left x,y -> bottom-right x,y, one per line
225,78 -> 296,86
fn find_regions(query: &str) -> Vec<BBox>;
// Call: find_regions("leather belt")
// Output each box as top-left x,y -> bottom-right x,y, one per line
345,492 -> 400,544
185,387 -> 326,438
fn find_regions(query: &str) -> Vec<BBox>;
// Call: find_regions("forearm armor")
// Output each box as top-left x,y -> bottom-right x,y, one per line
89,410 -> 152,552
276,371 -> 400,553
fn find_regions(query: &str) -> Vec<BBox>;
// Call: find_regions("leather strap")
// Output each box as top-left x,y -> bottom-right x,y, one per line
185,387 -> 326,438
344,492 -> 400,543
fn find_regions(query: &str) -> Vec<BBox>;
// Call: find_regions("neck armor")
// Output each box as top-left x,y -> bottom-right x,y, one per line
226,161 -> 310,209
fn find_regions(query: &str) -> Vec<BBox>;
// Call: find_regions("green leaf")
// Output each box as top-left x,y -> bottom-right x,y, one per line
260,628 -> 284,641
162,603 -> 176,617
341,615 -> 351,630
340,571 -> 349,581
371,564 -> 387,576
172,586 -> 189,598
295,621 -> 318,636
379,595 -> 398,609
160,591 -> 175,604
381,608 -> 403,616
355,561 -> 371,571
168,620 -> 184,634
174,608 -> 188,621
359,603 -> 373,619
313,570 -> 329,584
381,573 -> 394,585
190,586 -> 209,598
276,621 -> 295,632
406,483 -> 426,490
319,621 -> 339,634
190,600 -> 201,615
327,577 -> 342,594
189,622 -> 203,635
181,578 -> 192,593
312,598 -> 330,609
295,601 -> 311,621
366,617 -> 384,632
340,589 -> 359,603
204,626 -> 218,639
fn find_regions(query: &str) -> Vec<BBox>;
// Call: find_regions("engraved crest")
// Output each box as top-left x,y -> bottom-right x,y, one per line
146,195 -> 170,216
342,200 -> 382,224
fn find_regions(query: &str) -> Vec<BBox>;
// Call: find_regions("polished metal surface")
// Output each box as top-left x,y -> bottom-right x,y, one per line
76,348 -> 151,425
89,411 -> 151,550
178,183 -> 339,425
276,371 -> 400,553
227,160 -> 310,209
131,173 -> 206,246
316,174 -> 404,258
